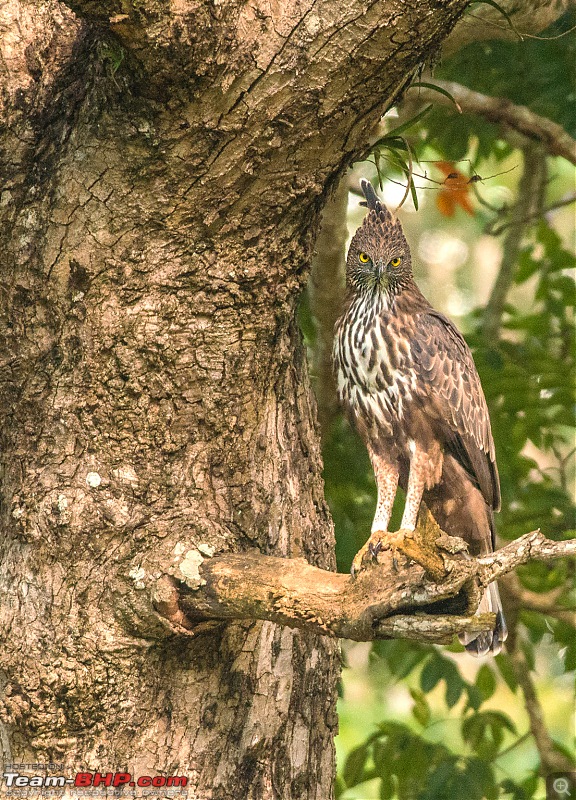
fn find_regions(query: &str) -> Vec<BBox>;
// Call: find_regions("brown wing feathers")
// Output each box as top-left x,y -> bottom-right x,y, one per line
412,311 -> 500,511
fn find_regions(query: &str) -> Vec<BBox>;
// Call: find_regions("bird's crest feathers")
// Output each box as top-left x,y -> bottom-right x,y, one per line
359,179 -> 400,229
359,179 -> 382,212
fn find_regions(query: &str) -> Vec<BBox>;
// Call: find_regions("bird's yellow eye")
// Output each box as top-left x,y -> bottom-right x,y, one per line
389,257 -> 402,268
358,252 -> 371,264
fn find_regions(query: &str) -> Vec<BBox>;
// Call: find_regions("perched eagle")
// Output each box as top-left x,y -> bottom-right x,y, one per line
333,179 -> 507,656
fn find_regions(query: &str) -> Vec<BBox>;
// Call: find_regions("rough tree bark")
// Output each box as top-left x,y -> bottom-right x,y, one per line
0,2 -> 471,798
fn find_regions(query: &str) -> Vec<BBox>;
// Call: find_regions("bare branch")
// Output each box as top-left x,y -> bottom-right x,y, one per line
442,0 -> 573,56
476,529 -> 576,583
487,192 -> 576,236
154,529 -> 576,644
510,642 -> 575,774
502,572 -> 576,628
482,142 -> 547,340
409,79 -> 576,165
372,614 -> 496,644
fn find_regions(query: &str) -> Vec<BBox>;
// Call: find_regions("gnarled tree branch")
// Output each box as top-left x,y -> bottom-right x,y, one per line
410,79 -> 576,165
151,530 -> 575,644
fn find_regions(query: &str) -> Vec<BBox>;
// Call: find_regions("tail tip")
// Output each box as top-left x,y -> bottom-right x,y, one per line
460,610 -> 508,658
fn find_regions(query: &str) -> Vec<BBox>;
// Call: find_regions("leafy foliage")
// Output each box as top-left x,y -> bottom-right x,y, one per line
469,220 -> 576,542
335,641 -> 522,799
424,10 -> 576,160
337,720 -> 501,800
367,106 -> 433,210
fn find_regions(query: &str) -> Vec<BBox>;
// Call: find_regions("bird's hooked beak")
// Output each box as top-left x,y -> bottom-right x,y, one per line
375,260 -> 388,288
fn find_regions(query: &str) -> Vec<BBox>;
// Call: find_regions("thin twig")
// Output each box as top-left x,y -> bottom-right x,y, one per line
488,192 -> 576,236
477,530 -> 576,585
442,1 -> 572,57
501,572 -> 575,628
495,731 -> 531,761
465,12 -> 576,42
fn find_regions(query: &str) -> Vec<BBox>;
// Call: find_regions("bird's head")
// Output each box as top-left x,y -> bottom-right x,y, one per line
346,179 -> 412,297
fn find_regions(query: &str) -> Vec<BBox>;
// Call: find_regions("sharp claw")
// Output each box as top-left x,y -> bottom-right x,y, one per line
351,532 -> 389,578
368,540 -> 383,558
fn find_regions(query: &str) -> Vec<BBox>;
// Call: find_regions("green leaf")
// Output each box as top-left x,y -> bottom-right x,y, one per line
475,664 -> 496,702
419,759 -> 463,800
378,104 -> 433,140
411,81 -> 463,112
373,739 -> 393,775
395,137 -> 415,210
410,177 -> 419,210
554,620 -> 576,671
379,771 -> 395,800
494,653 -> 519,693
462,715 -> 485,752
522,772 -> 541,799
372,640 -> 431,678
488,710 -> 517,735
462,711 -> 516,760
342,743 -> 370,787
465,758 -> 498,800
467,0 -> 523,41
445,670 -> 464,709
384,149 -> 410,177
441,659 -> 465,709
377,136 -> 410,151
521,639 -> 536,671
515,251 -> 541,284
410,688 -> 431,727
420,656 -> 444,693
465,685 -> 483,712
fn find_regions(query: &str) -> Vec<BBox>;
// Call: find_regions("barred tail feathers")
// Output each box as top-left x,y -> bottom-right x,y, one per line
459,582 -> 508,657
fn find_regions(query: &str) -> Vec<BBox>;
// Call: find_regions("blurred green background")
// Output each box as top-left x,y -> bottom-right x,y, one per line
301,9 -> 576,799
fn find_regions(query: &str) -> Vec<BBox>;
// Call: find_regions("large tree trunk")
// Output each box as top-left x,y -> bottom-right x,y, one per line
0,1 -> 467,797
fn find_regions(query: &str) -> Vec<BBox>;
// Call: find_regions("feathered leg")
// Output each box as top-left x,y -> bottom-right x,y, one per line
351,448 -> 398,576
371,449 -> 399,533
400,442 -> 443,531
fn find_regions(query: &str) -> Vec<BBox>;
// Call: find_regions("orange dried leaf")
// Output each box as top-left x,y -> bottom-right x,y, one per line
436,162 -> 475,217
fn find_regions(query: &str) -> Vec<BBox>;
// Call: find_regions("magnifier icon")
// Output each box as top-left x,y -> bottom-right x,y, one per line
554,777 -> 571,797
